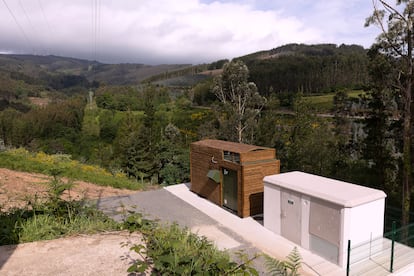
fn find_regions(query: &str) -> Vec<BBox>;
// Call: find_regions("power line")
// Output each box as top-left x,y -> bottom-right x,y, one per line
18,0 -> 39,53
38,0 -> 52,34
93,0 -> 101,62
94,0 -> 98,61
91,0 -> 101,81
2,0 -> 34,53
37,0 -> 53,54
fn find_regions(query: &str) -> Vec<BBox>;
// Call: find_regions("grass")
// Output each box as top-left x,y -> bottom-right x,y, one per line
16,205 -> 119,244
303,90 -> 365,112
0,148 -> 142,190
1,201 -> 120,245
0,174 -> 121,245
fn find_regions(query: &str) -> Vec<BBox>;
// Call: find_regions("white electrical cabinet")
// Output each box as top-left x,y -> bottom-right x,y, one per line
264,171 -> 386,267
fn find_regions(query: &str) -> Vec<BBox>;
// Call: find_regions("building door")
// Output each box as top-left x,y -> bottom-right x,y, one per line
281,189 -> 302,244
222,168 -> 238,212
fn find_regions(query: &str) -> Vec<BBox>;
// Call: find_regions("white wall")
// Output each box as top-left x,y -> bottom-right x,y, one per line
301,195 -> 310,249
339,199 -> 385,267
264,178 -> 386,269
264,182 -> 281,234
348,198 -> 385,246
339,207 -> 350,267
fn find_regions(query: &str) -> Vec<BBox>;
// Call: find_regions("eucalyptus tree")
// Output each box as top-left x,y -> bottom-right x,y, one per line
212,59 -> 266,143
366,0 -> 414,226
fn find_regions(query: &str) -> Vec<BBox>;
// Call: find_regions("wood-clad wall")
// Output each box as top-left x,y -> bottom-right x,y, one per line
241,160 -> 280,217
240,149 -> 276,163
190,140 -> 280,218
190,145 -> 222,205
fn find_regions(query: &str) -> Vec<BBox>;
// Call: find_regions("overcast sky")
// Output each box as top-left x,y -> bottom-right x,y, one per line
0,0 -> 380,65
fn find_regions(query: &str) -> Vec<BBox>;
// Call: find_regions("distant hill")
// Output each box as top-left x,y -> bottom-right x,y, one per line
237,43 -> 369,95
0,54 -> 191,85
142,43 -> 369,94
238,43 -> 366,61
0,43 -> 370,93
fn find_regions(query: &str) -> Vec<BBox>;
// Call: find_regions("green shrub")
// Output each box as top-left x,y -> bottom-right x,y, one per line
125,213 -> 258,275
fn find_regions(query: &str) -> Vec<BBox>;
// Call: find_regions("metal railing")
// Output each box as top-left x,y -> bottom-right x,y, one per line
346,221 -> 414,276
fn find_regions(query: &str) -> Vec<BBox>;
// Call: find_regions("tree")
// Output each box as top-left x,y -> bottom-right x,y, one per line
125,86 -> 160,182
284,95 -> 338,176
212,59 -> 266,143
158,123 -> 190,185
366,0 -> 414,226
0,108 -> 21,146
362,48 -> 400,201
113,111 -> 141,175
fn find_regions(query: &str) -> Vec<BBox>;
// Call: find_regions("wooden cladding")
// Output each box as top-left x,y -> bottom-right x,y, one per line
190,139 -> 280,218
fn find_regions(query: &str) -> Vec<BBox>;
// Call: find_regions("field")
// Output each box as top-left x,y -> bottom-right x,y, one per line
303,90 -> 365,112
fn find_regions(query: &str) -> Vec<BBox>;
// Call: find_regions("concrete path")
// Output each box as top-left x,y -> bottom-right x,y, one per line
0,232 -> 142,276
97,186 -> 267,273
164,184 -> 346,276
98,183 -> 349,275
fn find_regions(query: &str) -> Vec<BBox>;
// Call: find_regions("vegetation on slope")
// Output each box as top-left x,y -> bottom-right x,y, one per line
0,148 -> 141,190
0,42 -> 412,226
0,173 -> 120,245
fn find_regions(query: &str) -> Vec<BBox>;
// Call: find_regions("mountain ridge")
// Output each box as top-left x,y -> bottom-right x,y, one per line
0,53 -> 191,85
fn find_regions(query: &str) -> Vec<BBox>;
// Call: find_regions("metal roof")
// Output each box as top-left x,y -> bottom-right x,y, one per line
192,139 -> 269,153
264,171 -> 386,208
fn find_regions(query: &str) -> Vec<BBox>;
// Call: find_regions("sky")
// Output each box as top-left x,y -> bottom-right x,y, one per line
0,0 -> 380,65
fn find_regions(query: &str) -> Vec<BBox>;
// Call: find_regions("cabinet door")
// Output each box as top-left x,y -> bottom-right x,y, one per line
281,189 -> 302,245
222,168 -> 238,212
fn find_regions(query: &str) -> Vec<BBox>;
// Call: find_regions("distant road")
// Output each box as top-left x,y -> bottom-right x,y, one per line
274,110 -> 367,120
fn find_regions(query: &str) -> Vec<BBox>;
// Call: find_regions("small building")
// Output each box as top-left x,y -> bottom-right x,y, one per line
190,139 -> 280,218
263,171 -> 386,267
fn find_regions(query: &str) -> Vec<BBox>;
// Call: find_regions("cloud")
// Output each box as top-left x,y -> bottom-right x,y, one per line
0,0 -> 376,64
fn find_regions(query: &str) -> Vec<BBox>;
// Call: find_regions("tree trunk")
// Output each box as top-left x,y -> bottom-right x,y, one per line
402,24 -> 413,228
402,84 -> 412,227
237,121 -> 242,143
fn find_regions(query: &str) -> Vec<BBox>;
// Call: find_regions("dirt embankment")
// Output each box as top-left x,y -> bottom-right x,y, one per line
0,168 -> 148,275
0,231 -> 145,276
0,168 -> 137,211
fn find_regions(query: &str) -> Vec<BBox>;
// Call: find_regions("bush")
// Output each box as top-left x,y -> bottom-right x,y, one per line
125,213 -> 258,275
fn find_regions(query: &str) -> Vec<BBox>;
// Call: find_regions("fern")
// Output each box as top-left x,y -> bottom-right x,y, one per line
285,247 -> 302,275
265,247 -> 302,276
264,254 -> 287,275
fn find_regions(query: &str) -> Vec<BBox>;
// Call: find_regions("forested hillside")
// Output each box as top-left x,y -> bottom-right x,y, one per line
243,43 -> 368,95
0,54 -> 190,85
0,42 -> 412,228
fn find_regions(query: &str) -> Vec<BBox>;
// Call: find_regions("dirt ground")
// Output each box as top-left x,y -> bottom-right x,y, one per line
0,168 -> 137,211
0,168 -> 148,275
0,231 -> 145,276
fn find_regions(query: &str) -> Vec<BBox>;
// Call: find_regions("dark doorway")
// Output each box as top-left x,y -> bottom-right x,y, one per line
222,168 -> 238,212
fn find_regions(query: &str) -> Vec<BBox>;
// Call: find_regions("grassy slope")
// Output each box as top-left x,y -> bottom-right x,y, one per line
0,148 -> 142,190
303,90 -> 365,112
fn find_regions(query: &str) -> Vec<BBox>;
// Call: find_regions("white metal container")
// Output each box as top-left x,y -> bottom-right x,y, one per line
264,171 -> 386,267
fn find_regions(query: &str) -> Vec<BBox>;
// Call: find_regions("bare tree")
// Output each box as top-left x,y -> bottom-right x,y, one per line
212,60 -> 266,143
